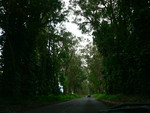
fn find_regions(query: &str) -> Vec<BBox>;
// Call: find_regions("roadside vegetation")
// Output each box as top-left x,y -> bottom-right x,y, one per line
0,0 -> 149,112
35,94 -> 84,103
72,0 -> 150,96
94,94 -> 150,104
0,0 -> 88,101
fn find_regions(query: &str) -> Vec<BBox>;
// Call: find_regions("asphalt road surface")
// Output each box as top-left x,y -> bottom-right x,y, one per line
21,97 -> 107,113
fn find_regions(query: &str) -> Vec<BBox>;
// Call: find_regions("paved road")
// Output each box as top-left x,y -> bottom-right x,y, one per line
21,97 -> 107,113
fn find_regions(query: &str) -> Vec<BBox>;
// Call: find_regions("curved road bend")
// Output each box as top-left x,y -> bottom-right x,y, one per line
21,97 -> 107,113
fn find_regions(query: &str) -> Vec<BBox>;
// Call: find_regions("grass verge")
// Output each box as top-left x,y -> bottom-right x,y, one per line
35,94 -> 84,103
93,94 -> 150,107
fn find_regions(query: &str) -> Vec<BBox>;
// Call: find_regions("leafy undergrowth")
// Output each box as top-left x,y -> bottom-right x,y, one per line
35,94 -> 84,103
94,94 -> 150,106
0,94 -> 84,112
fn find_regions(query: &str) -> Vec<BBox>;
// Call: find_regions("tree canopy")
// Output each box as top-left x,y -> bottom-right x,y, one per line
71,0 -> 150,95
0,0 -> 150,101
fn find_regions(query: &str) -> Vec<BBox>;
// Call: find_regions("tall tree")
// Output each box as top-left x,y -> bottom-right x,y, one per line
81,43 -> 103,94
72,0 -> 150,95
0,0 -> 65,98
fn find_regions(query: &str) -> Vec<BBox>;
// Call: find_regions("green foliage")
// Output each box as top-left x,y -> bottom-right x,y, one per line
94,94 -> 150,103
72,0 -> 150,95
82,44 -> 103,94
0,0 -> 74,99
65,51 -> 87,94
35,94 -> 83,103
94,94 -> 124,101
0,0 -> 87,99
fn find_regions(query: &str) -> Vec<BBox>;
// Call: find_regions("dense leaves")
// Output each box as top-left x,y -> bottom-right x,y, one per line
0,0 -> 87,100
72,0 -> 150,95
82,44 -> 103,94
0,0 -> 66,99
0,0 -> 149,101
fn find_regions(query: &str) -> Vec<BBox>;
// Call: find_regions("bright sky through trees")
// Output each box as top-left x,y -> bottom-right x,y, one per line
0,0 -> 149,103
0,28 -> 2,36
63,0 -> 93,47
